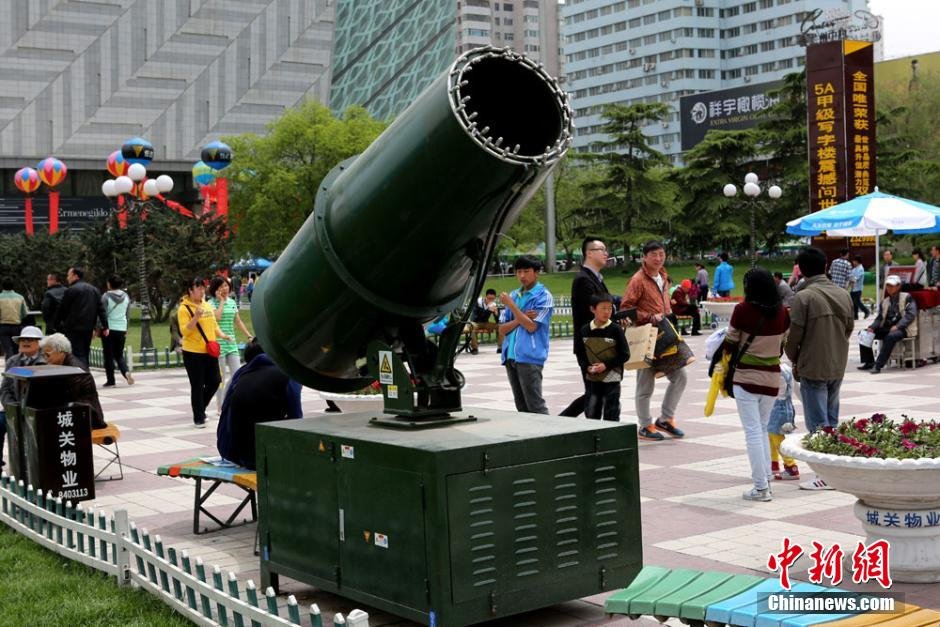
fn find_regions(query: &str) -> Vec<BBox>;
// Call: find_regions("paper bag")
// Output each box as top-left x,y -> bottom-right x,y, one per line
623,323 -> 656,370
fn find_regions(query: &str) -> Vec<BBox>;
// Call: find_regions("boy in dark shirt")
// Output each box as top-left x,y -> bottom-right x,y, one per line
581,294 -> 630,421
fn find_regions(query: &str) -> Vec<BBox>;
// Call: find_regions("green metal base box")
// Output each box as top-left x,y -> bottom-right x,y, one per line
256,410 -> 642,626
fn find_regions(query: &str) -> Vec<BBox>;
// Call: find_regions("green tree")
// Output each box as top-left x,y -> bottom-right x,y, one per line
504,158 -> 607,265
80,209 -> 230,322
225,101 -> 387,256
672,130 -> 760,255
575,103 -> 678,256
756,70 -> 810,251
0,232 -> 86,307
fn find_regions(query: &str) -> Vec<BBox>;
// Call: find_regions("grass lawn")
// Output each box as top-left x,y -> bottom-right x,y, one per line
0,524 -> 191,626
481,259 -> 880,302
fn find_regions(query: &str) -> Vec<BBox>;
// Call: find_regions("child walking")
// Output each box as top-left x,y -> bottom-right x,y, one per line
581,294 -> 630,421
769,362 -> 800,480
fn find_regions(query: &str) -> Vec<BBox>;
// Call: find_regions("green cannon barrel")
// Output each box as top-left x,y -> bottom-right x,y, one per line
251,47 -> 573,392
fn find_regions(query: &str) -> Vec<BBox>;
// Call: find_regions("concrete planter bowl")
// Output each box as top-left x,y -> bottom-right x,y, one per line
781,435 -> 940,583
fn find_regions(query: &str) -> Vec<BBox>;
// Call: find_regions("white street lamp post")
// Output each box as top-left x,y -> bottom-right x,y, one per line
724,172 -> 782,267
102,166 -> 174,351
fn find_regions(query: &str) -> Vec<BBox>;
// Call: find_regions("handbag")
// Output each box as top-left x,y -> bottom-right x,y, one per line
185,305 -> 221,358
623,323 -> 657,370
723,316 -> 765,399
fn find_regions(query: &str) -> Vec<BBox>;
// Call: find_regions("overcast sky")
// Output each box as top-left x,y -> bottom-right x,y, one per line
868,0 -> 940,59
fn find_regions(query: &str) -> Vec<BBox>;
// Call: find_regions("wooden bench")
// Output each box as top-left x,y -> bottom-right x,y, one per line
157,458 -> 257,535
91,423 -> 123,481
605,566 -> 939,626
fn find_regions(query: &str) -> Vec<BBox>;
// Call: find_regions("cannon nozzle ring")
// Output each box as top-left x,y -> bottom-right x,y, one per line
449,46 -> 573,166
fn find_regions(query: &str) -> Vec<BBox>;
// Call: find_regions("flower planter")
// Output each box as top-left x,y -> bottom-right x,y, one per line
781,435 -> 940,583
319,391 -> 385,414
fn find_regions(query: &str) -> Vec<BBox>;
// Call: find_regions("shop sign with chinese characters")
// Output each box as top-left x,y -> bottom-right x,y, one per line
805,40 -> 875,214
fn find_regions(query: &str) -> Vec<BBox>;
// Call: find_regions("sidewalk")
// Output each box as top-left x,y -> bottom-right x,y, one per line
5,322 -> 939,624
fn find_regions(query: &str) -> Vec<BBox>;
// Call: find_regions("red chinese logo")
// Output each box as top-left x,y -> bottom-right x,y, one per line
767,538 -> 891,589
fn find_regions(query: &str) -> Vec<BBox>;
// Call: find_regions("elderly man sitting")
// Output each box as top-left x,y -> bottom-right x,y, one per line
39,333 -> 107,428
858,275 -> 917,374
0,325 -> 46,467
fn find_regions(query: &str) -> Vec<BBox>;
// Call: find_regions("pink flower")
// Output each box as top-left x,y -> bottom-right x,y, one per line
870,413 -> 886,423
900,420 -> 920,436
854,419 -> 869,431
902,439 -> 917,450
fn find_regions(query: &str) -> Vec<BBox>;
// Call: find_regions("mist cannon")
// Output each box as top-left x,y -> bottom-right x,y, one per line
254,49 -> 644,626
251,46 -> 573,415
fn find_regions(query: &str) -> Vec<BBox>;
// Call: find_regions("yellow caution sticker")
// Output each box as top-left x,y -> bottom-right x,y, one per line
378,350 -> 393,384
387,384 -> 398,399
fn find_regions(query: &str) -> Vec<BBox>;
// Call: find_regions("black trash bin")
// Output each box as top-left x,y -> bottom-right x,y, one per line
1,365 -> 96,502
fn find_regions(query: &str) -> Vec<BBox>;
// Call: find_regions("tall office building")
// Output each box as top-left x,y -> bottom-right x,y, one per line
561,0 -> 878,161
0,0 -> 334,231
330,0 -> 560,121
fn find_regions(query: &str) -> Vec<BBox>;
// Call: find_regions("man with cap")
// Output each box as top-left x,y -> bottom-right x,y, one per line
0,325 -> 45,467
859,275 -> 917,374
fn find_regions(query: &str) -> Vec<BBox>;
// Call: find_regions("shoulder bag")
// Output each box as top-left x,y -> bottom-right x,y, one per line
185,305 -> 221,358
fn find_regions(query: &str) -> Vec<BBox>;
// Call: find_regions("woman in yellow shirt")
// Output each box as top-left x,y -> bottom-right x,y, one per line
177,278 -> 232,428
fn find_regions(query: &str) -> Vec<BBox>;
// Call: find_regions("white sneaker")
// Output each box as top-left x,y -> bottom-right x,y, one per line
799,477 -> 834,491
194,421 -> 207,429
743,487 -> 772,502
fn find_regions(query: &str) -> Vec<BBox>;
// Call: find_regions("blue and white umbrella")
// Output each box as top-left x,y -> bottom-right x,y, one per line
786,189 -> 940,236
786,188 -> 940,299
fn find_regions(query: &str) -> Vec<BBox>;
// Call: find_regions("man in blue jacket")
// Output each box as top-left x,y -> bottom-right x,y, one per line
499,255 -> 554,414
713,252 -> 735,297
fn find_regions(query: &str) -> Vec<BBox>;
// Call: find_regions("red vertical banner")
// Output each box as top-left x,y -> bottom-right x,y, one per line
806,41 -> 848,214
117,195 -> 127,229
844,41 -> 876,197
24,198 -> 34,235
48,191 -> 59,234
216,177 -> 228,220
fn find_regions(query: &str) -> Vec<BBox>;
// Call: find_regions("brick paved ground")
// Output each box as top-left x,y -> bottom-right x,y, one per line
4,319 -> 939,625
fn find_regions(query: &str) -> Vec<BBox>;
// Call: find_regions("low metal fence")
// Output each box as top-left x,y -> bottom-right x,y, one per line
0,473 -> 368,626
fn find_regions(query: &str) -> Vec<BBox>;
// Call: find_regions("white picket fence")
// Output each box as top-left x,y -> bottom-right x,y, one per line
0,473 -> 368,627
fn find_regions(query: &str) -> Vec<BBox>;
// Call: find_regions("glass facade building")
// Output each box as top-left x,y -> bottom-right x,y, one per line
330,0 -> 560,121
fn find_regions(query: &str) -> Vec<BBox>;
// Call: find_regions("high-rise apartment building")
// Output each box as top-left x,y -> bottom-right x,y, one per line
330,0 -> 560,121
561,0 -> 878,160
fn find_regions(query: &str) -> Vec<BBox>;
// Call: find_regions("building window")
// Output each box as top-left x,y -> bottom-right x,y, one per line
745,65 -> 760,76
643,14 -> 655,25
760,62 -> 776,72
760,41 -> 775,51
643,34 -> 656,45
779,57 -> 793,68
698,69 -> 715,79
698,48 -> 715,58
524,29 -> 539,37
464,28 -> 489,37
504,32 -> 514,40
742,2 -> 757,13
503,3 -> 513,9
697,28 -> 715,37
628,17 -> 641,28
742,43 -> 757,55
696,7 -> 714,16
759,0 -> 773,7
657,10 -> 670,21
524,14 -> 539,23
673,6 -> 692,17
720,6 -> 739,17
503,17 -> 513,25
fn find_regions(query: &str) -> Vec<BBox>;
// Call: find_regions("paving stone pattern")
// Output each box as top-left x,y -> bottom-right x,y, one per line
4,318 -> 938,625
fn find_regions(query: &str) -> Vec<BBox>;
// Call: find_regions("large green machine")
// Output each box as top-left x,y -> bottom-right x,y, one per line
252,46 -> 642,625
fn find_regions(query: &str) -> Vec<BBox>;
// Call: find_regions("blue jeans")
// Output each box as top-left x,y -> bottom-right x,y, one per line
505,361 -> 548,414
800,378 -> 842,433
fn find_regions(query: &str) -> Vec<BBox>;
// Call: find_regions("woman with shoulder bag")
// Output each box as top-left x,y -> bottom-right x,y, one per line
178,278 -> 232,428
718,268 -> 790,502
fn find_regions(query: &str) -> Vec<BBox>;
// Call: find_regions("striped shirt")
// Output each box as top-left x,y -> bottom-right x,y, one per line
724,302 -> 790,396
